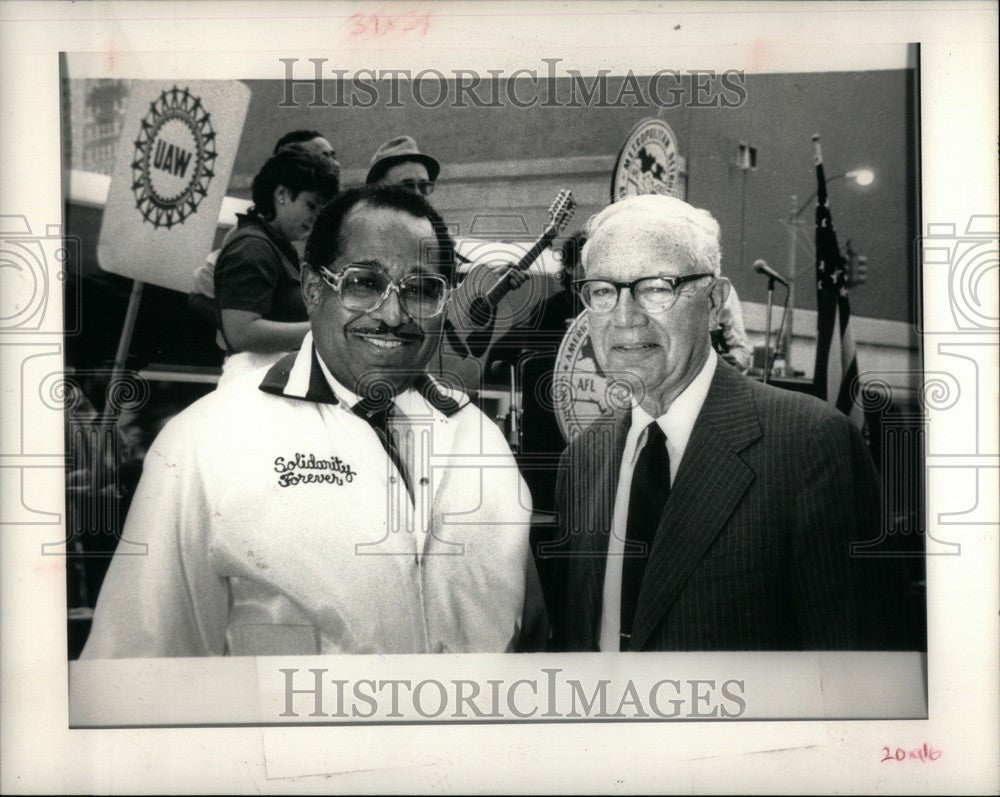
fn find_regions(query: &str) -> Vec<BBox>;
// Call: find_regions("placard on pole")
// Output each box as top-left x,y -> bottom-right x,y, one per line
97,80 -> 250,416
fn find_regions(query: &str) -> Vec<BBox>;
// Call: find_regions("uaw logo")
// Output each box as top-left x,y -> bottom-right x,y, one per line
131,86 -> 217,229
611,118 -> 685,202
553,314 -> 642,441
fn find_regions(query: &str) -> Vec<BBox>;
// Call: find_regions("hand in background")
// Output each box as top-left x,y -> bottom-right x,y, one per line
502,266 -> 530,290
722,348 -> 752,373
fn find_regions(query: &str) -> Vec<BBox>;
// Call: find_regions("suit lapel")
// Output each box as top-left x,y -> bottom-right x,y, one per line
629,363 -> 762,650
565,412 -> 630,650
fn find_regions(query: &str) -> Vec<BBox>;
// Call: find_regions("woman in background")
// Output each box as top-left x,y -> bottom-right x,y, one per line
214,144 -> 339,382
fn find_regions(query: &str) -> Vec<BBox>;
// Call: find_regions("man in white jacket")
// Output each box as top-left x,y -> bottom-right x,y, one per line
83,186 -> 543,658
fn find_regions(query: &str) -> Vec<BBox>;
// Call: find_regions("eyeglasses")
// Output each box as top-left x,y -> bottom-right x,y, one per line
397,179 -> 435,196
574,273 -> 715,314
318,264 -> 451,318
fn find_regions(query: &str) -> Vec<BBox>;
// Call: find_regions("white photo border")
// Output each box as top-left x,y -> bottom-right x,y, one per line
1,1 -> 997,793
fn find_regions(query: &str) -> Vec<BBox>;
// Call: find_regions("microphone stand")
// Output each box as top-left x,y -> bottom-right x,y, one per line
762,274 -> 778,385
508,362 -> 520,454
774,282 -> 792,375
489,358 -> 522,454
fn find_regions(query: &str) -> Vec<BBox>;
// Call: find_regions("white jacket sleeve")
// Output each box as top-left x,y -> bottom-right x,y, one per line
80,415 -> 229,659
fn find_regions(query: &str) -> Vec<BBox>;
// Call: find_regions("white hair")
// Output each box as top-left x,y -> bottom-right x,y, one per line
582,194 -> 723,277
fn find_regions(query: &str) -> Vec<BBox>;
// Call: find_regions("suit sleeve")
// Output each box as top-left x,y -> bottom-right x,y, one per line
791,412 -> 883,649
80,417 -> 229,659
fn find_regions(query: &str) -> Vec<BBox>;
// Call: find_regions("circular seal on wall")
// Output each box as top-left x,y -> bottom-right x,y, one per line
131,86 -> 217,229
553,313 -> 644,441
611,118 -> 684,202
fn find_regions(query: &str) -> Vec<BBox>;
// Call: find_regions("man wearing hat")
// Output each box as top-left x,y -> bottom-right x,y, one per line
367,136 -> 530,365
366,135 -> 440,196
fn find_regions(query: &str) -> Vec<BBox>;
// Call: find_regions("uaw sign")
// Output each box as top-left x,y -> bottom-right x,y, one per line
98,81 -> 251,293
611,117 -> 686,202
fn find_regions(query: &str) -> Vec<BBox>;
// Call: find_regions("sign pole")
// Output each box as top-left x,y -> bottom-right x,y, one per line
101,279 -> 144,424
94,79 -> 251,417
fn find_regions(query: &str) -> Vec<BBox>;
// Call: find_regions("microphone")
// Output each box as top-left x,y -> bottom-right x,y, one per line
753,259 -> 789,287
488,358 -> 513,380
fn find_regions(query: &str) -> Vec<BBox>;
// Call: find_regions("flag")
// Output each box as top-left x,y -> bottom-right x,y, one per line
812,154 -> 865,430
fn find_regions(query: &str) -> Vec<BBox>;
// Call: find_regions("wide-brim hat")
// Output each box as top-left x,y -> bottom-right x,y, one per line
365,135 -> 441,184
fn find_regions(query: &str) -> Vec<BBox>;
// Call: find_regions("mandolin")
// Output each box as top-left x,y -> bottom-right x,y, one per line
465,189 -> 576,355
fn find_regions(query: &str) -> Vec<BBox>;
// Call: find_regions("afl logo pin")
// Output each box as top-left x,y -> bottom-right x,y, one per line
131,86 -> 217,228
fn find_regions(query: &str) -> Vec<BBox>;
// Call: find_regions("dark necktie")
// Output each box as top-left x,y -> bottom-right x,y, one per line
620,422 -> 670,651
352,399 -> 411,499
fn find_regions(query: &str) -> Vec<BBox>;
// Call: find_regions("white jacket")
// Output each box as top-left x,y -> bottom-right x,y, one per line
82,337 -> 538,657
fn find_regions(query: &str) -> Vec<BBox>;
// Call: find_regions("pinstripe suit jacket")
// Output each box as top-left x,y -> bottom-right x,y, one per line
549,361 -> 904,651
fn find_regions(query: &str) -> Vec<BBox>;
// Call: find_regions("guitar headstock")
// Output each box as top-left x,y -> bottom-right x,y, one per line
547,189 -> 576,234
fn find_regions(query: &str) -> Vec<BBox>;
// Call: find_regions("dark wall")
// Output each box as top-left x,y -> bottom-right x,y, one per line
229,70 -> 915,322
69,69 -> 916,325
682,71 -> 914,321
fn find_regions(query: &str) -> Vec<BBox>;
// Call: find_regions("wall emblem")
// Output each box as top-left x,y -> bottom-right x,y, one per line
611,118 -> 684,202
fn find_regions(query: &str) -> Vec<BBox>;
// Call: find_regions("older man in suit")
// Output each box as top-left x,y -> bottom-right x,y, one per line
549,194 -> 907,652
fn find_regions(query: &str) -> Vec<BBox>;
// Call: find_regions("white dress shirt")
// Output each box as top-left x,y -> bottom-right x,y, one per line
598,350 -> 718,651
315,352 -> 422,502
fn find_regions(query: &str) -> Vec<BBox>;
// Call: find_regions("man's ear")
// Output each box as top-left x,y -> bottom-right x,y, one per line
301,266 -> 324,313
708,276 -> 731,327
274,184 -> 290,207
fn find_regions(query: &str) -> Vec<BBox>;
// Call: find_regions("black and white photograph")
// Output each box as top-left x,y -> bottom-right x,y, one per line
1,1 -> 997,793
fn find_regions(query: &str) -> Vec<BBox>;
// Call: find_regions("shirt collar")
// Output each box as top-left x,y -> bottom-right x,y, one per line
313,346 -> 363,408
628,349 -> 717,461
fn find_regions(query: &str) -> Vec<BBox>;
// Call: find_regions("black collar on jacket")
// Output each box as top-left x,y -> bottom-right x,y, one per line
258,345 -> 466,418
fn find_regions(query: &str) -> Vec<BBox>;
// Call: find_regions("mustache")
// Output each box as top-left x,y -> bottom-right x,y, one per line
348,322 -> 424,342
